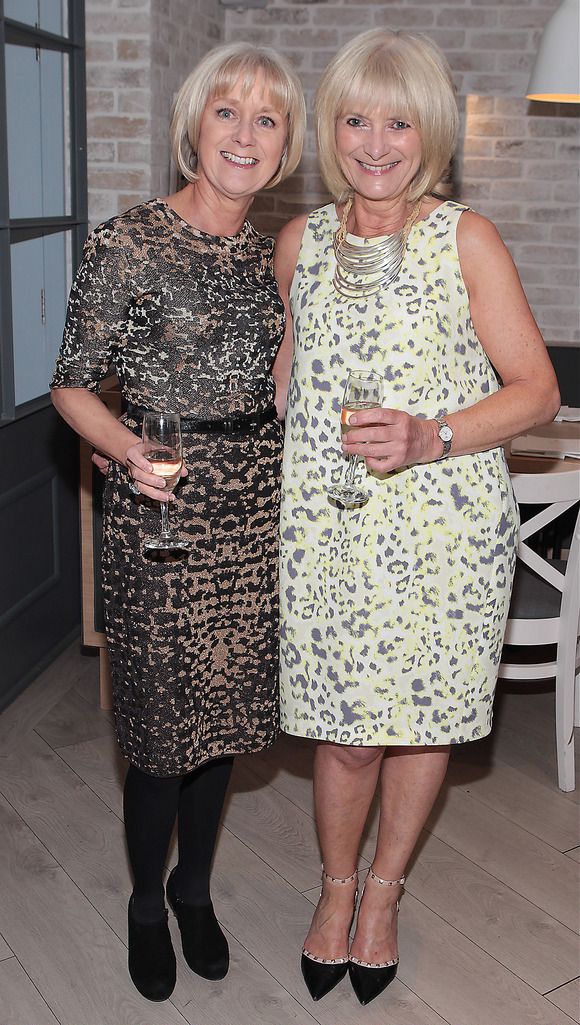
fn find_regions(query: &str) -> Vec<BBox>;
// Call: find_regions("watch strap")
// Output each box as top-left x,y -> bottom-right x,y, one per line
434,417 -> 453,460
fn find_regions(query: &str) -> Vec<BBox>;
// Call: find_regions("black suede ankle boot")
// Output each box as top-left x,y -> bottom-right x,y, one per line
127,897 -> 176,1001
166,867 -> 229,980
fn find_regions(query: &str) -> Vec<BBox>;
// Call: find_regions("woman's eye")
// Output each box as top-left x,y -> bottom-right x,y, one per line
217,108 -> 234,120
258,115 -> 275,128
346,117 -> 364,128
391,120 -> 410,130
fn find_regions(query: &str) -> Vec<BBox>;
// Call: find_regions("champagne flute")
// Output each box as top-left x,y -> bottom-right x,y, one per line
142,412 -> 191,552
326,369 -> 384,507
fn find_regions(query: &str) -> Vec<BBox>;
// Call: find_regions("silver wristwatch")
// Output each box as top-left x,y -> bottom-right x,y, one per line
434,417 -> 453,460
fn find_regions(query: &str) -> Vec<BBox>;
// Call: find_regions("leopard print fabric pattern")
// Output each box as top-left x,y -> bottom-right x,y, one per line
52,199 -> 284,775
279,201 -> 518,747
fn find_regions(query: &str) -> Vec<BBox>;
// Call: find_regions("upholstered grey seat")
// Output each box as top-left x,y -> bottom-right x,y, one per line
508,561 -> 566,620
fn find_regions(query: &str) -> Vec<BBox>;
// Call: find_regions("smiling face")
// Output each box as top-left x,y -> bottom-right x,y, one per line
335,105 -> 422,203
196,73 -> 288,201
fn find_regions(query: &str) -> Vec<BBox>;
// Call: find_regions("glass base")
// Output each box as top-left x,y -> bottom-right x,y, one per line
326,483 -> 370,507
143,534 -> 192,552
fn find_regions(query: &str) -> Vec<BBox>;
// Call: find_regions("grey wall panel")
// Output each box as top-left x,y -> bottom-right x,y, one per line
0,405 -> 80,709
0,470 -> 58,625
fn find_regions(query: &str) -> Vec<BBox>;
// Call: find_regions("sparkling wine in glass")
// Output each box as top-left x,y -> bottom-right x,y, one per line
326,370 -> 384,507
142,412 -> 191,552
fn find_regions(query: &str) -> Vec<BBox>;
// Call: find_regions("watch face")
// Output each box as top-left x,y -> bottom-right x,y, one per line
439,424 -> 453,442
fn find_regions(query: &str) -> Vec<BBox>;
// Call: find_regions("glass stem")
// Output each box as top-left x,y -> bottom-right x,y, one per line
344,454 -> 359,486
160,498 -> 171,538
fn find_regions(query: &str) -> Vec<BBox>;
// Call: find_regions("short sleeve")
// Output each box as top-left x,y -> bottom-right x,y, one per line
51,223 -> 131,392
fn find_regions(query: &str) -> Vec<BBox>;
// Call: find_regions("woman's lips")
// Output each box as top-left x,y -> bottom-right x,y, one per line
356,158 -> 399,175
220,150 -> 259,167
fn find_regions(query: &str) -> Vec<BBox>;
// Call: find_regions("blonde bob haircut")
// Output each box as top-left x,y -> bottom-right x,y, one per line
316,30 -> 459,203
171,43 -> 305,190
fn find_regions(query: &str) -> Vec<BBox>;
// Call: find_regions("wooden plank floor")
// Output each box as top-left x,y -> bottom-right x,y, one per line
0,644 -> 578,1025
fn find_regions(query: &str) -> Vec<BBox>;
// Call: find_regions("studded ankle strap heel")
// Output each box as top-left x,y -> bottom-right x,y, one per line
301,867 -> 358,1002
348,868 -> 406,1006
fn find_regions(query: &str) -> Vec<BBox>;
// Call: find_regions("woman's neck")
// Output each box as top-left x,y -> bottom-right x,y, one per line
165,182 -> 253,237
348,193 -> 417,238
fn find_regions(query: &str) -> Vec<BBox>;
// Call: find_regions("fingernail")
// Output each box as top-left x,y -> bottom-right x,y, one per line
349,415 -> 358,425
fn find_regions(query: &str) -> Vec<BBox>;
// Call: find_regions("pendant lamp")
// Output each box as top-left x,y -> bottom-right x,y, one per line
526,0 -> 580,102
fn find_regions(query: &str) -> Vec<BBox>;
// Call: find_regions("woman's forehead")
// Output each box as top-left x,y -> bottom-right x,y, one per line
211,69 -> 285,112
338,95 -> 412,117
338,79 -> 412,117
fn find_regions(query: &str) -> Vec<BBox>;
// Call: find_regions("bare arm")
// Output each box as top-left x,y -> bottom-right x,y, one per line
272,214 -> 308,418
345,210 -> 560,470
51,387 -> 138,462
51,388 -> 180,500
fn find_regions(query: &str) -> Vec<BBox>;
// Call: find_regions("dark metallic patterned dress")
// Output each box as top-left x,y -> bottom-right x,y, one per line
52,199 -> 284,776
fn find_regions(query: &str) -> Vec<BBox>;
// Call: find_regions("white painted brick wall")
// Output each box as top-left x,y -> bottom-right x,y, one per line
150,0 -> 223,198
85,0 -> 223,226
86,0 -> 153,224
223,0 -> 579,346
85,0 -> 579,346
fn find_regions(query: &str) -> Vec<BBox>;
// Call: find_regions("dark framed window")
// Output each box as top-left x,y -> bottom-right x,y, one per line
0,0 -> 87,423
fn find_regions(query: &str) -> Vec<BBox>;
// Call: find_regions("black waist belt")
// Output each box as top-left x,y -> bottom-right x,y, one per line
125,403 -> 278,436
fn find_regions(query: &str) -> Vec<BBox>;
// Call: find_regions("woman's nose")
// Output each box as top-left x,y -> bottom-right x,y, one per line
232,118 -> 255,147
363,129 -> 388,161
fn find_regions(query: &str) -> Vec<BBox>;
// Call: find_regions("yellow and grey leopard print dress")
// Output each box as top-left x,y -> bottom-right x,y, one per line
279,200 -> 518,746
52,199 -> 284,775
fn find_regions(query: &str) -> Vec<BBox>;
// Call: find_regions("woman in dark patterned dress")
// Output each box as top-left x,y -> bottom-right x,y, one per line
51,43 -> 305,1002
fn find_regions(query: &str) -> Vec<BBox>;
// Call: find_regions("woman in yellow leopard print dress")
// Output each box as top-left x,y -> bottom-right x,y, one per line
274,30 -> 559,1007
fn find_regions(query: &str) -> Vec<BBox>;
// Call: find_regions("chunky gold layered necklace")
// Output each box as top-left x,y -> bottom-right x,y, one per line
333,197 -> 422,299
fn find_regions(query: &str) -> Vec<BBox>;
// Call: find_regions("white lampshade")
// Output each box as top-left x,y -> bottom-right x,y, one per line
526,0 -> 580,102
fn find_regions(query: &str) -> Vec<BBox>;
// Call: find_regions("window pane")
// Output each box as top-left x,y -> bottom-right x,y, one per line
39,0 -> 68,37
11,230 -> 72,406
43,230 -> 72,389
4,1 -> 39,28
5,45 -> 71,219
11,236 -> 44,404
4,0 -> 68,37
5,44 -> 43,219
40,49 -> 71,217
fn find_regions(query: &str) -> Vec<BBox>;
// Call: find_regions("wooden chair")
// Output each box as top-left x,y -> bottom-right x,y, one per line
499,467 -> 580,791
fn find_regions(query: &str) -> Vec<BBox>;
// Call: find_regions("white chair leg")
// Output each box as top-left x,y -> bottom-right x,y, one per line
556,737 -> 575,793
555,646 -> 576,793
575,666 -> 580,729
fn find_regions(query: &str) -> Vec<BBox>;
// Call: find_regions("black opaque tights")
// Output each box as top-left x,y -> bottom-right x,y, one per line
123,756 -> 234,923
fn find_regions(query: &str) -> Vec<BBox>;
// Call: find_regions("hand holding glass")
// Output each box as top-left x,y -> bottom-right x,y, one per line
327,370 -> 384,507
142,412 -> 191,552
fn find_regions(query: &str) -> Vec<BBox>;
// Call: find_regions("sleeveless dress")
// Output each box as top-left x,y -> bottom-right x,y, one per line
52,199 -> 284,776
279,200 -> 518,747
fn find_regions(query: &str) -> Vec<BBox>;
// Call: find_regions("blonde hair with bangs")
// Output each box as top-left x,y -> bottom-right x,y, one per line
171,43 -> 305,190
315,30 -> 458,203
